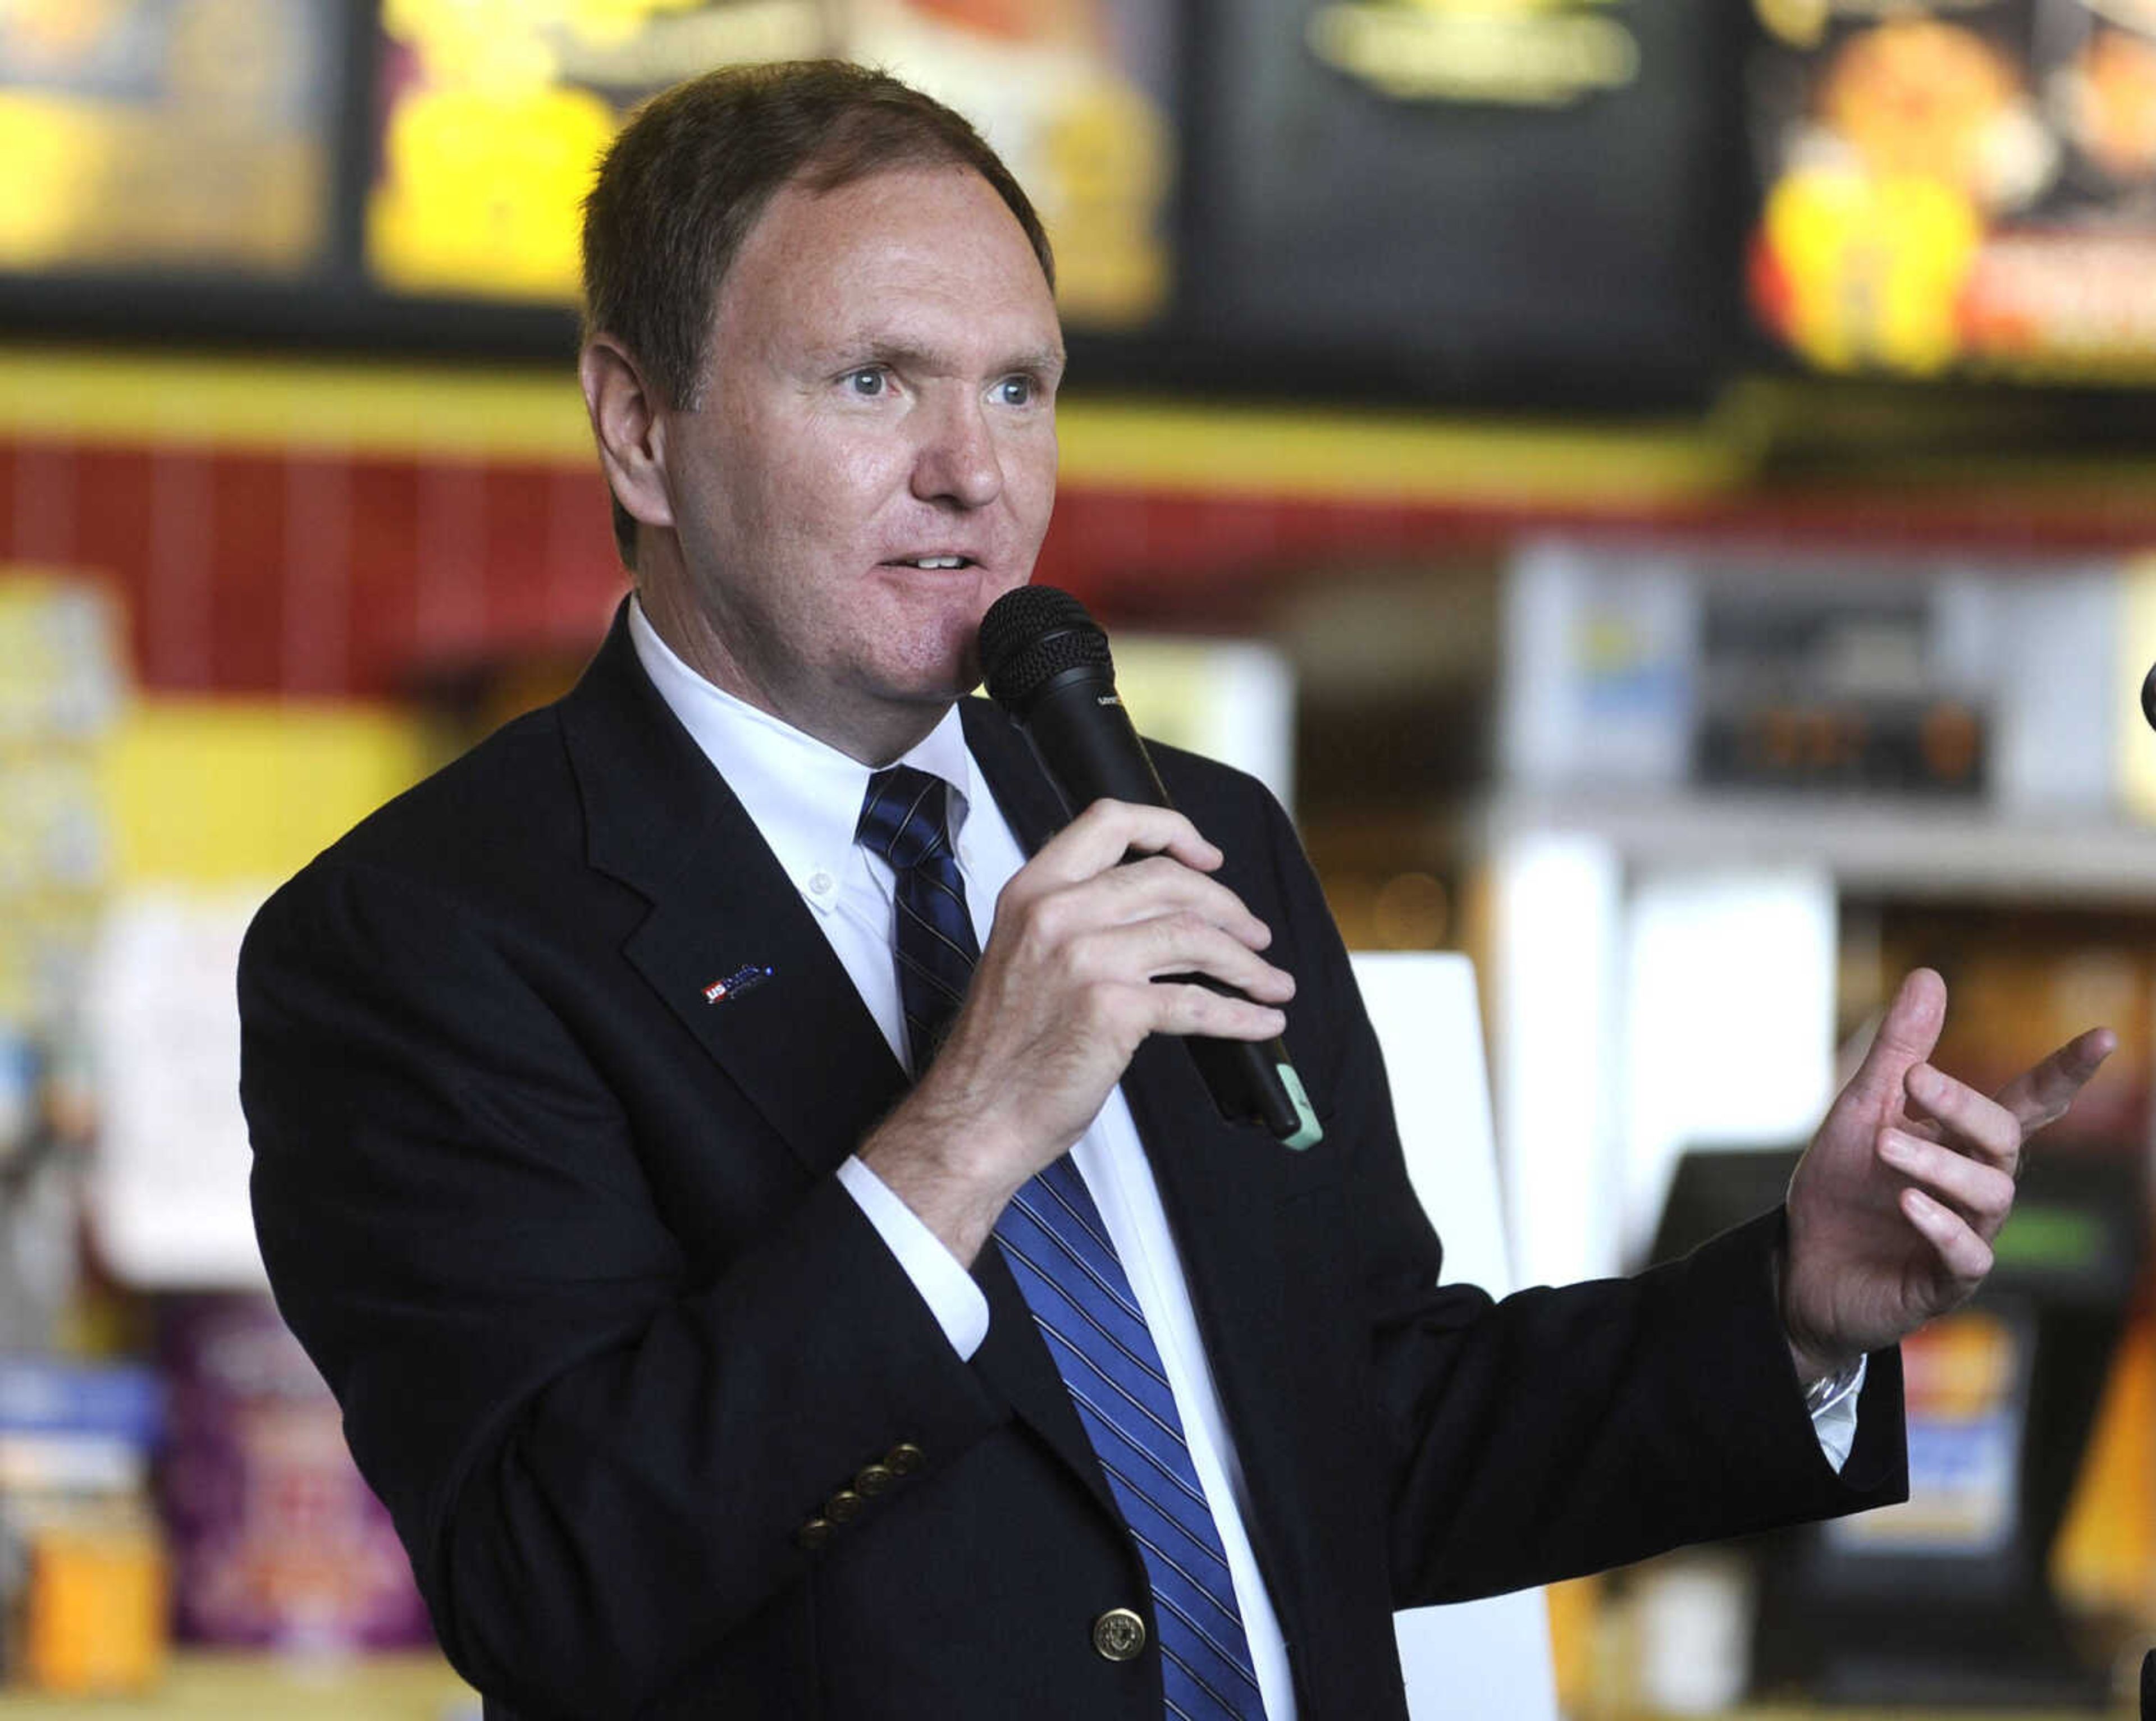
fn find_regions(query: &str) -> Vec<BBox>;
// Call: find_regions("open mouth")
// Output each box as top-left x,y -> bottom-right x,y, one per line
884,555 -> 976,570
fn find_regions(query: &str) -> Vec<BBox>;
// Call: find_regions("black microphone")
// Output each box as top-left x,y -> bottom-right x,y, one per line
978,585 -> 1322,1150
2142,661 -> 2156,732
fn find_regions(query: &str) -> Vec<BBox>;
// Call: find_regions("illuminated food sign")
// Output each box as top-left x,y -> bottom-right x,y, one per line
367,0 -> 1173,329
1750,0 -> 2156,381
0,0 -> 337,278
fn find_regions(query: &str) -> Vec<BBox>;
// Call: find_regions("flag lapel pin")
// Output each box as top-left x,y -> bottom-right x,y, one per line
703,964 -> 775,1005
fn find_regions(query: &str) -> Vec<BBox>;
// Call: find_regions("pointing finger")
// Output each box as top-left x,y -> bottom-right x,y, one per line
1991,1027 -> 2117,1137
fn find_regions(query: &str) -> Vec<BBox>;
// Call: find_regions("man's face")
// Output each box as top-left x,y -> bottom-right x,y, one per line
649,163 -> 1064,762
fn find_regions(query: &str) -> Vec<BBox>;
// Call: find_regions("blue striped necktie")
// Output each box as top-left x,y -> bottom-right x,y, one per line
855,765 -> 978,1069
856,766 -> 1266,1720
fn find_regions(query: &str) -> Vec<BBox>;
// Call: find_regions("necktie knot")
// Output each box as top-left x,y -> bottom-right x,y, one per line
856,765 -> 956,876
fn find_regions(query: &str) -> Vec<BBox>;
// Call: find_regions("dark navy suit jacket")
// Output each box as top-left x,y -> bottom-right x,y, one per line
239,605 -> 1906,1719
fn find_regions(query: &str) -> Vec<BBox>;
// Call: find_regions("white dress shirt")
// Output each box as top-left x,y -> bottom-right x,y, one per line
627,599 -> 1862,1719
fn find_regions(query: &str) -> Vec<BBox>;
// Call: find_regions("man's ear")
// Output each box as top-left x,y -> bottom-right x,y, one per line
579,335 -> 675,535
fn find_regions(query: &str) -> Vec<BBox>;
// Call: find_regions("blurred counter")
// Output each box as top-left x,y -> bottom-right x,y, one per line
4,1673 -> 2134,1721
0,1651 -> 472,1719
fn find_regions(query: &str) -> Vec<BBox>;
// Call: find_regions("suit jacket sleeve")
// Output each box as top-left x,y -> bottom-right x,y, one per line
1229,782 -> 1908,1605
241,855 -> 1007,1716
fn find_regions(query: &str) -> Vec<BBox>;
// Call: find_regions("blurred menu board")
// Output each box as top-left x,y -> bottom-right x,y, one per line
367,0 -> 1174,328
0,0 -> 339,277
1750,0 -> 2156,382
1173,0 -> 1748,403
0,0 -> 1775,406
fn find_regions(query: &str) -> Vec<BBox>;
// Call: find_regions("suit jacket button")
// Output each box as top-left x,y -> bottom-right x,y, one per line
1092,1608 -> 1146,1663
825,1489 -> 864,1523
854,1463 -> 895,1496
885,1442 -> 926,1477
797,1518 -> 833,1552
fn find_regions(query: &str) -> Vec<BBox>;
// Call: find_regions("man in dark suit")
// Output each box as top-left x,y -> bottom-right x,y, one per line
239,61 -> 2113,1720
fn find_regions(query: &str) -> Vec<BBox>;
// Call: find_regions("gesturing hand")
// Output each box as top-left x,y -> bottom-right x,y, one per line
1779,967 -> 2114,1384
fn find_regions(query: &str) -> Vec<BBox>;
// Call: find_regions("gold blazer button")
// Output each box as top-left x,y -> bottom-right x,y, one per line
854,1463 -> 895,1496
797,1518 -> 833,1552
825,1489 -> 864,1523
885,1442 -> 926,1477
1091,1608 -> 1146,1663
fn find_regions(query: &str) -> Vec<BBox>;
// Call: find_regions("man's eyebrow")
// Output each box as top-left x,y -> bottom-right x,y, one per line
810,337 -> 1066,377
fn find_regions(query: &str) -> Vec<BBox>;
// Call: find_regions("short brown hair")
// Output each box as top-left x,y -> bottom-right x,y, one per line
582,59 -> 1057,569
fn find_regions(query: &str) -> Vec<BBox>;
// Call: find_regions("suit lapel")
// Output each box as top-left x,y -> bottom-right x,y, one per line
958,698 -> 1066,851
560,607 -> 909,1178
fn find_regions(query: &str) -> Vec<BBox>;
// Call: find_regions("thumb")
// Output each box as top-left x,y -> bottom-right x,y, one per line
1847,967 -> 1947,1104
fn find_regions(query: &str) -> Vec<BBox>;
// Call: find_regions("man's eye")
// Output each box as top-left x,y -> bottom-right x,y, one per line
994,376 -> 1036,406
845,368 -> 887,397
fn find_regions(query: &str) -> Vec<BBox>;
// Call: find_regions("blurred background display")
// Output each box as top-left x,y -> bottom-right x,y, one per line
9,0 -> 2156,401
0,0 -> 340,280
1749,0 -> 2156,381
367,0 -> 1175,327
1179,0 -> 1747,404
0,0 -> 1178,356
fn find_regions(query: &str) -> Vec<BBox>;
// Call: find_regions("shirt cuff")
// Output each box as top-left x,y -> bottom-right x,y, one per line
836,1155 -> 991,1360
1806,1354 -> 1867,1474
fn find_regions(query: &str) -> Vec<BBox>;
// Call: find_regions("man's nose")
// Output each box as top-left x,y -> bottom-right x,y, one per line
911,395 -> 1004,510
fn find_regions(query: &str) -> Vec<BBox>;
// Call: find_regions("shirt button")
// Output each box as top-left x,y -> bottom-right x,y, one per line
807,869 -> 835,896
1092,1608 -> 1146,1662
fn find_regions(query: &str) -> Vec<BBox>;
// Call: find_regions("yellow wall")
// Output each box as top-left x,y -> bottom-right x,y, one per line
102,702 -> 430,887
0,346 -> 1739,510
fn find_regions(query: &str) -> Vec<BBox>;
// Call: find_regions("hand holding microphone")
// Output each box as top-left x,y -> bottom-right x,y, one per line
979,587 -> 1322,1148
857,587 -> 1315,1264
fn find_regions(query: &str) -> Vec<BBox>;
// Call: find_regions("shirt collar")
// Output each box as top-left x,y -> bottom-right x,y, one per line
627,597 -> 979,904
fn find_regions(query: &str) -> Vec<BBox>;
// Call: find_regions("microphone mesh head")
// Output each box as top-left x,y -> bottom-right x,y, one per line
979,585 -> 1113,714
